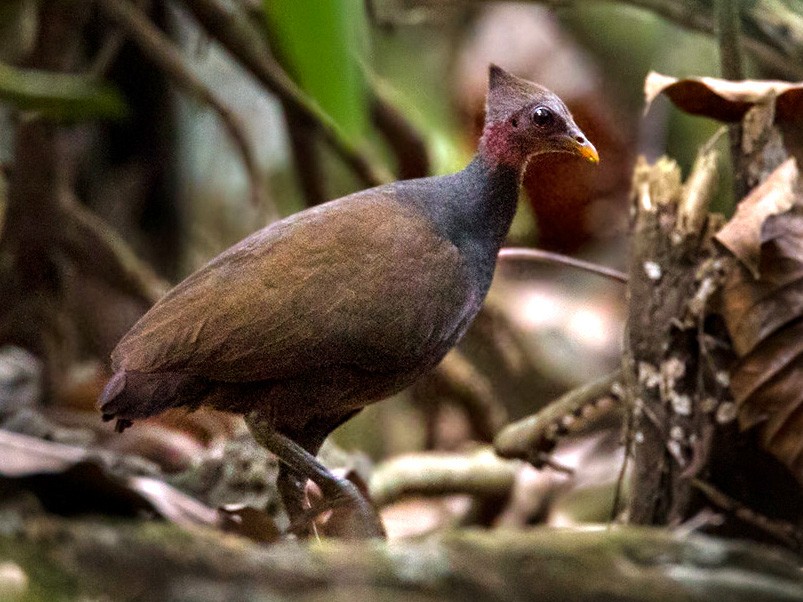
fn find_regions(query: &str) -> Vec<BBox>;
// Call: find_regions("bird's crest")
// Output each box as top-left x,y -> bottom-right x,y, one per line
486,64 -> 551,123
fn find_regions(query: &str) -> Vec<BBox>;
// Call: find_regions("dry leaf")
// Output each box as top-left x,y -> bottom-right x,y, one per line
645,73 -> 803,123
218,504 -> 281,543
717,161 -> 803,483
0,427 -> 86,475
0,429 -> 227,528
716,159 -> 799,280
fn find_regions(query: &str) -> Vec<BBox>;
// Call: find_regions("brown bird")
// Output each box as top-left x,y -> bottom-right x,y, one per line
99,65 -> 598,538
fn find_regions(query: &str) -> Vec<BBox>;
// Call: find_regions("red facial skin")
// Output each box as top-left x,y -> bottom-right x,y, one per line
480,121 -> 530,169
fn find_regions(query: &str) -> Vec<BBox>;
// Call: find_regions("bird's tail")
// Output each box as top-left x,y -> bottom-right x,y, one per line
98,370 -> 209,432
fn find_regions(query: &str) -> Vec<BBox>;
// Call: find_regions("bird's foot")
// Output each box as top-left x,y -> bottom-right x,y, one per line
289,477 -> 384,539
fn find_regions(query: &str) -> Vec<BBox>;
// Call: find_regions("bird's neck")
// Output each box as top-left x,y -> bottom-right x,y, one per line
399,152 -> 520,289
450,153 -> 521,250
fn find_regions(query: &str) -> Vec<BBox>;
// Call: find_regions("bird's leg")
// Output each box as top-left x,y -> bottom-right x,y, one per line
276,465 -> 313,535
245,413 -> 385,539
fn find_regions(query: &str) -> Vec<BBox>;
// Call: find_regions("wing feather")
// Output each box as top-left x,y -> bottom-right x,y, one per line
112,190 -> 472,382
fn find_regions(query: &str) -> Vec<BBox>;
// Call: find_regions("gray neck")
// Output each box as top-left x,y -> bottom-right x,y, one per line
395,154 -> 520,291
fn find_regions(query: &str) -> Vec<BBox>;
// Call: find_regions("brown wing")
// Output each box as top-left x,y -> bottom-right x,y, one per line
112,189 -> 472,382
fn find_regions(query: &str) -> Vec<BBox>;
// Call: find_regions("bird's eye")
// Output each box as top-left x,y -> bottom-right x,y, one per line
531,106 -> 554,126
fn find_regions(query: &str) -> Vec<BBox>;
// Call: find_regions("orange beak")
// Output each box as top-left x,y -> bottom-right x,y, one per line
573,137 -> 599,164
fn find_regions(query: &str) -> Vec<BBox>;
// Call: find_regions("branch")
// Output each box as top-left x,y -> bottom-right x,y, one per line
692,479 -> 803,552
498,247 -> 629,283
716,0 -> 744,80
179,0 -> 393,187
369,447 -> 518,507
413,349 -> 508,444
93,0 -> 268,209
16,516 -> 803,599
716,0 -> 747,200
282,102 -> 328,207
370,92 -> 430,180
59,201 -> 168,305
494,369 -> 622,464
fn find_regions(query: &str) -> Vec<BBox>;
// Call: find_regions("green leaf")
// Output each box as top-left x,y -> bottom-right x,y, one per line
262,0 -> 368,142
0,61 -> 128,121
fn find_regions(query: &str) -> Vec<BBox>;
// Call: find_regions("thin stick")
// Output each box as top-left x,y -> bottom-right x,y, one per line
717,0 -> 744,79
94,0 -> 268,209
87,28 -> 126,79
611,366 -> 632,522
692,479 -> 802,551
494,369 -> 623,461
60,201 -> 169,305
370,92 -> 429,180
498,248 -> 629,283
716,0 -> 747,201
283,102 -> 328,208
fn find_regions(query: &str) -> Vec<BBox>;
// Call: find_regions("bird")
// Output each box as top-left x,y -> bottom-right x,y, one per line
99,65 -> 599,538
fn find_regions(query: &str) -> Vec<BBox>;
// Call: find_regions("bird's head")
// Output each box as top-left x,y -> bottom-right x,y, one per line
480,65 -> 599,169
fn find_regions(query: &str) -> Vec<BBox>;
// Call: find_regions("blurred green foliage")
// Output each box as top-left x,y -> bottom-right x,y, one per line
262,0 -> 369,142
372,23 -> 468,175
0,61 -> 127,121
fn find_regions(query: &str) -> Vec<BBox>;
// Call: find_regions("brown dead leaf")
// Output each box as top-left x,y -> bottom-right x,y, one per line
717,160 -> 803,483
719,210 -> 803,356
0,427 -> 87,475
716,159 -> 800,280
0,429 -> 230,529
645,73 -> 803,123
218,504 -> 281,543
124,474 -> 221,526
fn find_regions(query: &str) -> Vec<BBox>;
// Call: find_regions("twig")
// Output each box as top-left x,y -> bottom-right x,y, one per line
282,102 -> 328,207
369,447 -> 519,507
716,0 -> 744,80
59,200 -> 169,305
87,28 -> 126,79
494,369 -> 622,463
93,0 -> 268,209
370,92 -> 429,180
179,0 -> 392,187
716,0 -> 747,201
692,479 -> 803,551
498,247 -> 629,283
610,367 -> 632,522
87,0 -> 151,79
414,350 -> 508,444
